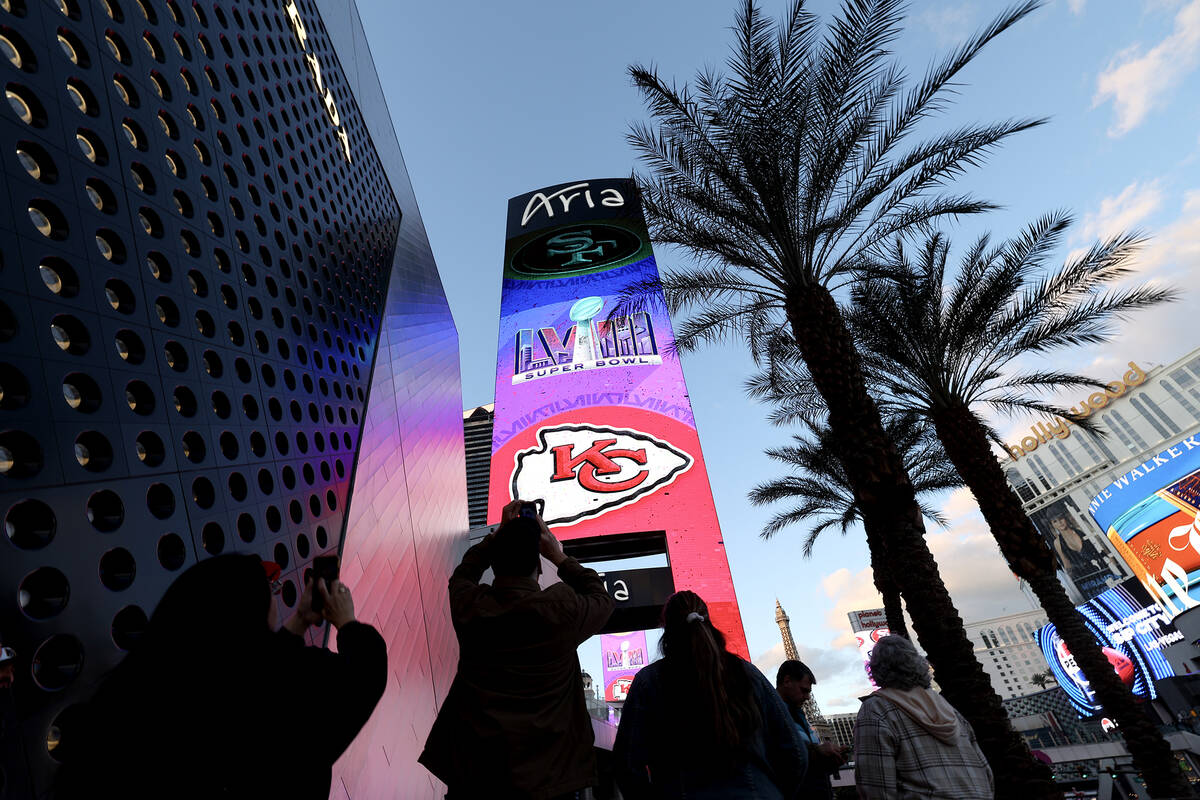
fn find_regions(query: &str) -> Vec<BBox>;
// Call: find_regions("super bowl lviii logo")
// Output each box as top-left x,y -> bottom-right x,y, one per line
513,295 -> 663,385
510,423 -> 693,525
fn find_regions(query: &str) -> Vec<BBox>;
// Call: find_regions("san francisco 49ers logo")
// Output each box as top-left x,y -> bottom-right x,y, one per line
512,423 -> 693,526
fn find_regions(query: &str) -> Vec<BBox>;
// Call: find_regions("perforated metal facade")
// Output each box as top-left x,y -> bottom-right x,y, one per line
0,0 -> 466,797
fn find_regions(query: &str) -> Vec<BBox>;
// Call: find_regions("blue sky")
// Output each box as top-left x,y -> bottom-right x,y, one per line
355,0 -> 1200,712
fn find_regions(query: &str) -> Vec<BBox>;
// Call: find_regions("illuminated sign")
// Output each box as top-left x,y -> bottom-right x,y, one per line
283,0 -> 351,162
601,631 -> 649,702
489,178 -> 748,656
849,607 -> 890,687
1036,578 -> 1179,716
1091,434 -> 1200,616
1005,362 -> 1146,460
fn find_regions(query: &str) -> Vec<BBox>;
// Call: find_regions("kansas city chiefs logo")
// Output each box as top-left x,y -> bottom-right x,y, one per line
511,423 -> 693,526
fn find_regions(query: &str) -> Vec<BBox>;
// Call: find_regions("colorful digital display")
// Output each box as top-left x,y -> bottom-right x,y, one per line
1090,435 -> 1200,614
848,608 -> 890,687
601,631 -> 650,702
1029,496 -> 1124,601
488,179 -> 748,656
1036,578 -> 1180,716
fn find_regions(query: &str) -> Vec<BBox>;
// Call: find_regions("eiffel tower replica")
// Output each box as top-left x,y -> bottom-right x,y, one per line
776,599 -> 833,742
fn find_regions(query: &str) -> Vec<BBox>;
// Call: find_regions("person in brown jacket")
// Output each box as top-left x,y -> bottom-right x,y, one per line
419,499 -> 615,799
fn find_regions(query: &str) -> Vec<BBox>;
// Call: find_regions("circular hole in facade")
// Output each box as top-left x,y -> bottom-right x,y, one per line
6,82 -> 45,126
274,431 -> 288,456
27,200 -> 67,239
315,526 -> 328,549
228,472 -> 248,501
31,634 -> 84,690
16,140 -> 57,182
104,279 -> 135,313
61,372 -> 101,412
281,466 -> 296,489
124,380 -> 155,415
280,579 -> 296,608
249,432 -> 266,457
111,605 -> 147,650
162,341 -> 187,372
172,386 -> 197,417
265,505 -> 282,533
5,499 -> 55,549
0,362 -> 32,410
211,390 -> 230,418
73,430 -> 112,472
218,431 -> 238,460
157,532 -> 186,571
134,430 -> 164,466
309,495 -> 321,517
236,512 -> 255,543
18,567 -> 69,619
114,329 -> 145,364
154,297 -> 179,327
295,533 -> 310,559
99,547 -> 135,591
181,431 -> 205,463
272,542 -> 289,569
191,476 -> 214,509
145,482 -> 174,519
38,258 -> 77,296
0,429 -> 42,477
86,489 -> 123,532
201,349 -> 221,377
201,522 -> 223,554
257,468 -> 273,494
50,314 -> 89,355
47,704 -> 88,763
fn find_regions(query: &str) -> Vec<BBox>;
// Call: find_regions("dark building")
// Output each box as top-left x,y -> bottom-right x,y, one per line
463,403 -> 492,528
0,0 -> 465,796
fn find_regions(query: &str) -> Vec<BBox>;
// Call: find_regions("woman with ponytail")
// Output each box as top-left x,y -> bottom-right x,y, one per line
613,591 -> 807,798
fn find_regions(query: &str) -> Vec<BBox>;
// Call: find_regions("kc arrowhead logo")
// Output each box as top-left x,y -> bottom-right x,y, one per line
511,423 -> 694,526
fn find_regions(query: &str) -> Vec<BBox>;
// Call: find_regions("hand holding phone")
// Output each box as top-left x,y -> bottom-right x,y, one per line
308,554 -> 339,614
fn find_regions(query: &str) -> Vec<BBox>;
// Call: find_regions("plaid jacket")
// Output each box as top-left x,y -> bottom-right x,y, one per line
853,693 -> 994,800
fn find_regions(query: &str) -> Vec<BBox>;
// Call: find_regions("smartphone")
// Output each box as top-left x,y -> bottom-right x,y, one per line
309,554 -> 340,614
519,499 -> 544,519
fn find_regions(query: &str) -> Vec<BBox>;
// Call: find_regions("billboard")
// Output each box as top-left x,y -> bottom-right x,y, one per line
488,179 -> 747,656
1090,434 -> 1200,616
1029,496 -> 1124,601
601,631 -> 650,702
849,608 -> 890,686
1036,578 -> 1180,716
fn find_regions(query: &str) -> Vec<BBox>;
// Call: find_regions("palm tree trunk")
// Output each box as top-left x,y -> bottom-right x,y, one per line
786,283 -> 1057,799
930,402 -> 1193,798
863,521 -> 908,637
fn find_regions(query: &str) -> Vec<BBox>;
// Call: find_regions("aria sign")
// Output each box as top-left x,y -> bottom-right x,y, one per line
283,0 -> 351,163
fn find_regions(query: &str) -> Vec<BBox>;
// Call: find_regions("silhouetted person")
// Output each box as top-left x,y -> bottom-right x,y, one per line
55,554 -> 386,800
776,660 -> 847,799
613,591 -> 807,799
420,499 -> 614,799
855,635 -> 993,799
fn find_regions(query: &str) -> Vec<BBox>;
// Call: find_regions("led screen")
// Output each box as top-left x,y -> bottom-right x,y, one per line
1036,578 -> 1179,716
1090,435 -> 1200,613
488,179 -> 748,656
601,631 -> 650,702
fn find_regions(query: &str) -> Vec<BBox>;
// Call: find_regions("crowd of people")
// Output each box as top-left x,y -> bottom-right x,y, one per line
7,498 -> 994,799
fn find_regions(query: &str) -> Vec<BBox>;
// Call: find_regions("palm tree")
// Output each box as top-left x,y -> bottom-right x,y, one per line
626,0 -> 1056,792
747,405 -> 961,637
846,216 -> 1188,795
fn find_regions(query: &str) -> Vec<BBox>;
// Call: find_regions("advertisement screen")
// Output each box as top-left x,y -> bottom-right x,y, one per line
849,608 -> 890,687
488,179 -> 747,656
1036,578 -> 1179,716
601,631 -> 649,702
1090,435 -> 1200,614
1029,496 -> 1124,601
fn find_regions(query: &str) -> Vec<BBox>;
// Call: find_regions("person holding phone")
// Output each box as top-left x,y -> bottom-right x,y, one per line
776,660 -> 847,799
55,554 -> 386,800
419,498 -> 615,799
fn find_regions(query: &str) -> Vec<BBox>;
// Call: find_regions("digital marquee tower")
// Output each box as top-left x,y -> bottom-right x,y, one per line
488,178 -> 747,655
0,1 -> 465,796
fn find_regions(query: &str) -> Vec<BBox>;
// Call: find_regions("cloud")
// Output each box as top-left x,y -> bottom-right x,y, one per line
1076,180 -> 1164,242
917,4 -> 977,45
1067,0 -> 1086,14
1094,0 -> 1200,136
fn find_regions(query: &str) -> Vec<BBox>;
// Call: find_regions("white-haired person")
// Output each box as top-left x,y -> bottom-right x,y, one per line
854,635 -> 993,799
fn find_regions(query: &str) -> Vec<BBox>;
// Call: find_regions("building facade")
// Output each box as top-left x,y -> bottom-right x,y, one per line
963,610 -> 1054,700
0,1 -> 466,797
827,712 -> 857,751
463,403 -> 493,528
1003,350 -> 1200,601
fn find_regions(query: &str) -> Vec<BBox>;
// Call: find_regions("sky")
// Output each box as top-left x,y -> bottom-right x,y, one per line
354,0 -> 1200,713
